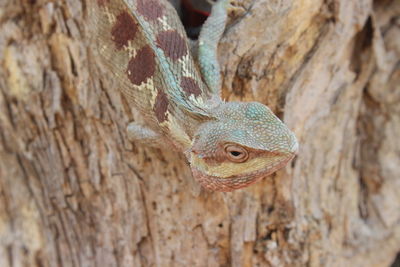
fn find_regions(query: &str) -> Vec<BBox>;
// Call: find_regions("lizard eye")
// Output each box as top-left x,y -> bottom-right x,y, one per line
224,144 -> 249,163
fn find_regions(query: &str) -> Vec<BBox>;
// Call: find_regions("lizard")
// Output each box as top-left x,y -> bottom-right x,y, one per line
89,0 -> 298,192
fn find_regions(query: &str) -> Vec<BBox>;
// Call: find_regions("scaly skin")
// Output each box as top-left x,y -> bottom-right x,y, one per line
90,0 -> 298,192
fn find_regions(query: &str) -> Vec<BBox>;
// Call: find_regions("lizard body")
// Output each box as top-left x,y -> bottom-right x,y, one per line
90,0 -> 298,191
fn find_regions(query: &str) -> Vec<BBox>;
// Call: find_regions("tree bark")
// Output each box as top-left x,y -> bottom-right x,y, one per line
0,0 -> 399,266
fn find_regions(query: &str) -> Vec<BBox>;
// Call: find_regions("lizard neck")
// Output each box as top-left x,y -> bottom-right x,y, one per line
160,95 -> 223,152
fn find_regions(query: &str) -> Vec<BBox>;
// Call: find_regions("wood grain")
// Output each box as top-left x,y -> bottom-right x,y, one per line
0,0 -> 399,266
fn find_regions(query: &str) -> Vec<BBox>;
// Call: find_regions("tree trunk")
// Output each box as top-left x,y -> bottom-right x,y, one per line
0,0 -> 399,266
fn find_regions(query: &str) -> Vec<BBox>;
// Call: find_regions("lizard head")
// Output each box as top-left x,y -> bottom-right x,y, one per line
189,102 -> 298,192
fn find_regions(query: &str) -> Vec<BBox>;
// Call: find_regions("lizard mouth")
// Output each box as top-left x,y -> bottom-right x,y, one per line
191,153 -> 296,192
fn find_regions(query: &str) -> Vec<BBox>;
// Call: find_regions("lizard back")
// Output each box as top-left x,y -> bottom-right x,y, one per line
89,0 -> 213,140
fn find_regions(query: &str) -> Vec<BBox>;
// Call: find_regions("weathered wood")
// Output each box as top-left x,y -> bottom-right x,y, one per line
0,0 -> 399,266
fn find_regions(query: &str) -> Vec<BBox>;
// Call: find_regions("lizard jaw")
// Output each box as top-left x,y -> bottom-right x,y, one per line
191,153 -> 296,192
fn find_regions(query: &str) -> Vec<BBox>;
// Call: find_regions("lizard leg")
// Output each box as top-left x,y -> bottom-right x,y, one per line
197,0 -> 230,95
126,122 -> 166,147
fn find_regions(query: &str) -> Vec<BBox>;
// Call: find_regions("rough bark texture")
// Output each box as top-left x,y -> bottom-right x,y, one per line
0,0 -> 399,266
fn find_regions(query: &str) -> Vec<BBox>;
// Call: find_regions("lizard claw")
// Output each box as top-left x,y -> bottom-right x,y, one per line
227,1 -> 245,15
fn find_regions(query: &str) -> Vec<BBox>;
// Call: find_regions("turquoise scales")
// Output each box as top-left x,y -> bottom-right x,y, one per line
90,0 -> 298,191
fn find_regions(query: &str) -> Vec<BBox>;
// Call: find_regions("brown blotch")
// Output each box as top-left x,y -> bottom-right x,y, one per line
127,45 -> 155,85
180,77 -> 201,97
156,30 -> 188,61
111,11 -> 138,50
154,90 -> 169,123
137,0 -> 164,21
